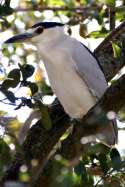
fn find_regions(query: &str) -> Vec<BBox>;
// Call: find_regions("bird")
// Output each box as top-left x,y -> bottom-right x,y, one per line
5,21 -> 117,145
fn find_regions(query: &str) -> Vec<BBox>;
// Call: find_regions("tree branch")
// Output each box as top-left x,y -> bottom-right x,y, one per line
94,20 -> 125,81
32,73 -> 125,187
12,5 -> 125,13
14,6 -> 101,12
1,20 -> 125,187
1,100 -> 70,185
59,73 -> 125,159
2,73 -> 125,186
109,5 -> 116,31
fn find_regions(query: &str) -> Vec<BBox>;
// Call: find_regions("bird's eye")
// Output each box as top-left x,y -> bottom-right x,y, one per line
35,26 -> 44,34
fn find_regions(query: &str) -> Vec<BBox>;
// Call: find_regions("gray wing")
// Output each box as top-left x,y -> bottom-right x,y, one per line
71,40 -> 108,99
71,40 -> 118,145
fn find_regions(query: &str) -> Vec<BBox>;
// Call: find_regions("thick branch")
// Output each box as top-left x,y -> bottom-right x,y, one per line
60,74 -> 125,159
1,101 -> 70,185
2,73 -> 125,186
94,21 -> 125,81
33,73 -> 125,187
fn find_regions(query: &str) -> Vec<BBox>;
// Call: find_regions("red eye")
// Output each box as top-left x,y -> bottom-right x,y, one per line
35,26 -> 44,34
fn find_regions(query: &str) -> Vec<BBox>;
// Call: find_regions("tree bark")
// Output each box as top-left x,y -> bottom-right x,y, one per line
94,21 -> 125,81
32,73 -> 125,187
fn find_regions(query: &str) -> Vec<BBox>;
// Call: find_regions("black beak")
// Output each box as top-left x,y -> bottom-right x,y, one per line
5,32 -> 33,43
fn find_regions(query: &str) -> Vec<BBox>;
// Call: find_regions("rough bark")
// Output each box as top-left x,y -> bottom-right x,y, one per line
1,100 -> 70,185
32,74 -> 125,187
94,20 -> 125,81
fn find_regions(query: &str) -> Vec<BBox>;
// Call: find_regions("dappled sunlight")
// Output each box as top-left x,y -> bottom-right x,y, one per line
0,0 -> 125,186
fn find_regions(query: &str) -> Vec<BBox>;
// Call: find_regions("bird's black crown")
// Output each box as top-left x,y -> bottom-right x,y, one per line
31,22 -> 64,29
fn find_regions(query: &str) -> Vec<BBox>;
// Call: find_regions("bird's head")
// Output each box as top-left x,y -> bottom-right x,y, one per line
5,22 -> 65,44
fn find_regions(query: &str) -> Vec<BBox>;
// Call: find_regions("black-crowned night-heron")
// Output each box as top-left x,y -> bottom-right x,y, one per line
5,22 -> 117,145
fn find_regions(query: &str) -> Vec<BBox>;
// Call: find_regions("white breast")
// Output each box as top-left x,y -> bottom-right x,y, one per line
38,42 -> 96,118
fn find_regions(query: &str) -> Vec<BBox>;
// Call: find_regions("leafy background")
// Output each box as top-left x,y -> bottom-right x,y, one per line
0,0 -> 125,187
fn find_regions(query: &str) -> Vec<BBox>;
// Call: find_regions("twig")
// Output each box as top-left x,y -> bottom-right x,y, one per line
14,6 -> 100,12
11,5 -> 125,13
0,100 -> 18,106
94,169 -> 114,187
0,97 -> 8,102
109,6 -> 116,31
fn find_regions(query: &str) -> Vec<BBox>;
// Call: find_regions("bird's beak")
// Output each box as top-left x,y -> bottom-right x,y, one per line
4,31 -> 34,43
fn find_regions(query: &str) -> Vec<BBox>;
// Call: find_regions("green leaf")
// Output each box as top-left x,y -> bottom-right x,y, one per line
1,79 -> 19,89
62,172 -> 79,187
121,38 -> 125,49
41,82 -> 53,95
1,89 -> 17,103
19,64 -> 35,80
112,42 -> 121,58
21,81 -> 38,95
74,160 -> 88,185
1,69 -> 20,89
22,98 -> 33,108
118,109 -> 125,122
87,143 -> 110,155
8,69 -> 20,82
38,102 -> 52,130
0,5 -> 13,17
116,11 -> 125,21
110,148 -> 122,170
87,27 -> 108,38
98,153 -> 109,174
0,139 -> 11,175
28,82 -> 38,95
15,98 -> 33,109
93,12 -> 103,25
99,0 -> 115,6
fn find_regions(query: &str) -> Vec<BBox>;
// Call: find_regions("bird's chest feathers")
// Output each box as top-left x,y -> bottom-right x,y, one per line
39,44 -> 73,77
38,44 -> 95,118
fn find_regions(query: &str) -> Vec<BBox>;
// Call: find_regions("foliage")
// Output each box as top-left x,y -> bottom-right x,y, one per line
0,0 -> 125,187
